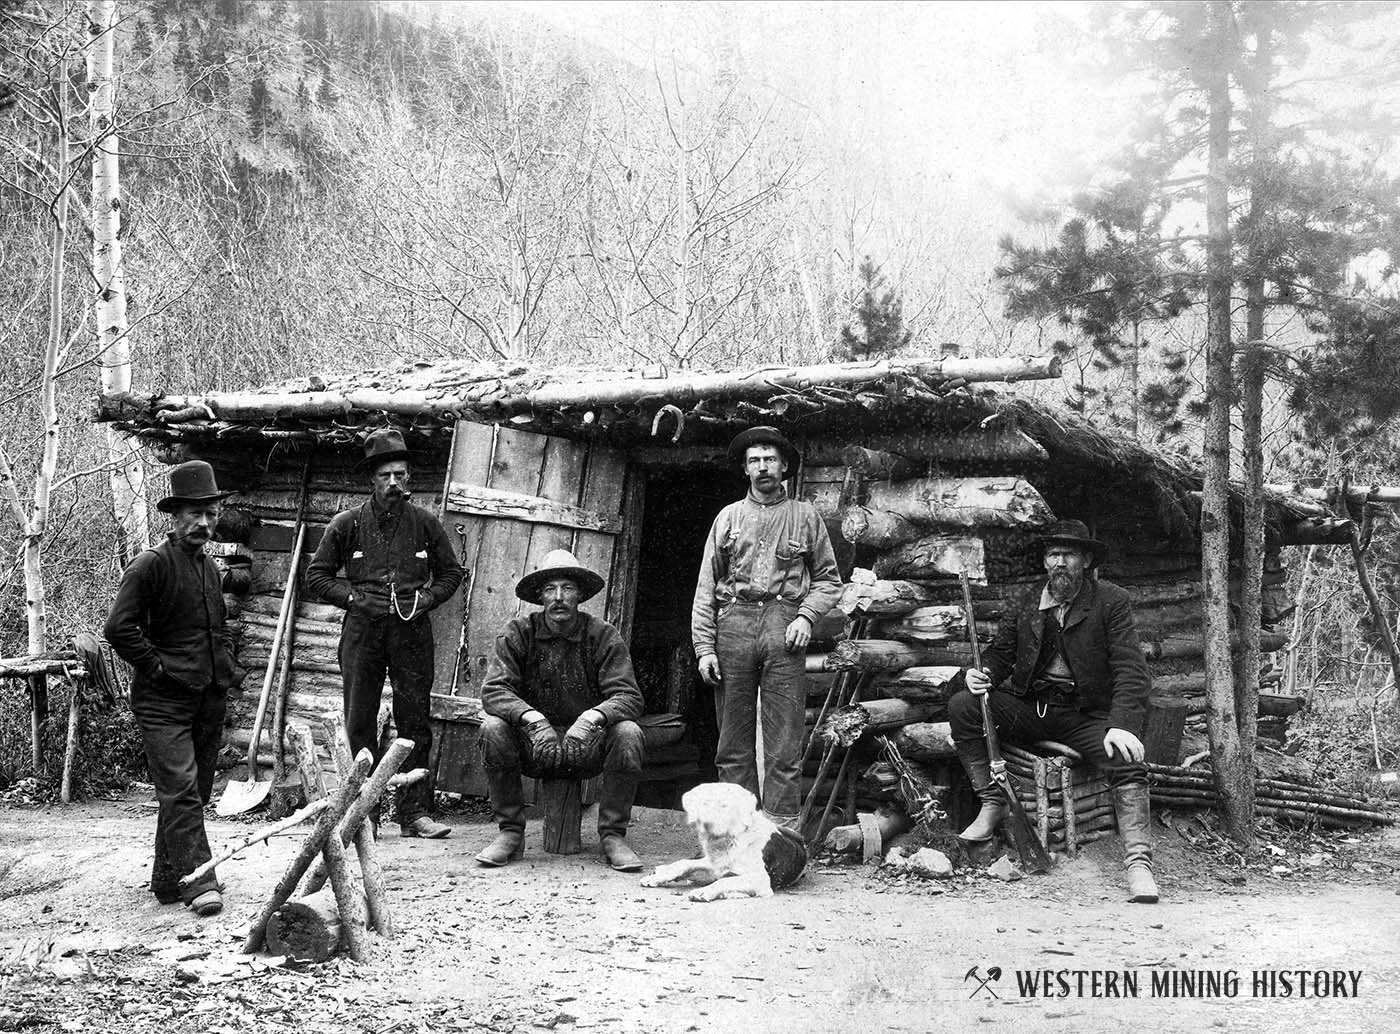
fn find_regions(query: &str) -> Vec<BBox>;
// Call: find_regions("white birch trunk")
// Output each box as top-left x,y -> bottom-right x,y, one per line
87,0 -> 148,561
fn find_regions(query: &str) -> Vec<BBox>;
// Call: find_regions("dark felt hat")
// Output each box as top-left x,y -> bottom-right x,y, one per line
726,426 -> 800,471
156,460 -> 233,513
515,548 -> 605,604
362,428 -> 412,470
1040,519 -> 1105,557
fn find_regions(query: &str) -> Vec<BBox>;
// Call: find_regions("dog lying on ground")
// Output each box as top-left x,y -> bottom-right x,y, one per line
640,783 -> 807,901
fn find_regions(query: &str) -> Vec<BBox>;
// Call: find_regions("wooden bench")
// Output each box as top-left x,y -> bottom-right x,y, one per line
1001,740 -> 1113,856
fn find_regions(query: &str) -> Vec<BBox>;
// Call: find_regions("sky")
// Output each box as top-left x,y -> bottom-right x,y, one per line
476,0 -> 1123,201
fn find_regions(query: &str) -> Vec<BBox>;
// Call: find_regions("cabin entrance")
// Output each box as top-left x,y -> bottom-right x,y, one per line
627,463 -> 741,805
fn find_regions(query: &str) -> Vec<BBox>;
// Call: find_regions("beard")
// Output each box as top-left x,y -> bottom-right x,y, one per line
1048,570 -> 1082,602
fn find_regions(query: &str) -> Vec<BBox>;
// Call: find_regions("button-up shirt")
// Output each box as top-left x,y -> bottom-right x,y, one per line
690,488 -> 842,658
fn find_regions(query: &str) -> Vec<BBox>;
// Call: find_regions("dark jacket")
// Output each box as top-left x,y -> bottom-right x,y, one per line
482,611 -> 643,728
982,576 -> 1153,738
104,534 -> 235,691
305,499 -> 463,618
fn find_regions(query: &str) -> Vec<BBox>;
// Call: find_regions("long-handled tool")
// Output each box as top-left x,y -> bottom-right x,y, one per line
959,571 -> 1053,874
217,485 -> 311,816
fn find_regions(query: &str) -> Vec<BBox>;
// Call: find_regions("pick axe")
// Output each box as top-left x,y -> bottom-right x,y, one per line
959,571 -> 1053,875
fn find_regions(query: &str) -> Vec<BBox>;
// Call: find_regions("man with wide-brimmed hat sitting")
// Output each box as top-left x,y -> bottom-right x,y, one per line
104,460 -> 238,917
476,549 -> 646,871
691,426 -> 842,829
947,518 -> 1159,903
306,428 -> 464,839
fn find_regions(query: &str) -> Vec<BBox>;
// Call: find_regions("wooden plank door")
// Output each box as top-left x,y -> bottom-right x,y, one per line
427,423 -> 640,796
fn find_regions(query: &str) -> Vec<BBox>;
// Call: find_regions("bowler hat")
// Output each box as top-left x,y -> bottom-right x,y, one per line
1041,519 -> 1105,558
362,428 -> 412,470
515,548 -> 605,604
726,426 -> 800,472
156,460 -> 233,513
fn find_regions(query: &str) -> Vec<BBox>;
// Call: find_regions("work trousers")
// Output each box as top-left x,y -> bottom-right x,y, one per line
714,599 -> 806,819
947,688 -> 1147,787
340,611 -> 435,823
479,714 -> 644,777
129,676 -> 226,903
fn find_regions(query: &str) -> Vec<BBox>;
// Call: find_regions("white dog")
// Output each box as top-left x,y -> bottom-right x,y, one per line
641,783 -> 807,901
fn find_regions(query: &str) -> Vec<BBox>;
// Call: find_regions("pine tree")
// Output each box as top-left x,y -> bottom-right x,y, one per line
834,257 -> 911,362
129,19 -> 153,60
1001,0 -> 1400,846
247,71 -> 275,140
997,182 -> 1193,438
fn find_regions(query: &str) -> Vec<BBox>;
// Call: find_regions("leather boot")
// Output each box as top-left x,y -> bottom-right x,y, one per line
475,769 -> 526,867
597,770 -> 642,872
956,742 -> 1007,842
1113,783 -> 1159,903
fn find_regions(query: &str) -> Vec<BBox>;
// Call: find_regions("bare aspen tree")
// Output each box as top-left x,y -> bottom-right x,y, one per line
86,0 -> 148,562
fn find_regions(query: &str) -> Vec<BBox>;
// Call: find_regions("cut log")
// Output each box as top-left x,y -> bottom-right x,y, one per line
830,640 -> 950,673
838,446 -> 922,480
839,570 -> 942,616
889,721 -> 957,762
827,427 -> 1049,465
870,665 -> 963,703
266,887 -> 345,963
320,825 -> 368,962
867,606 -> 970,644
839,507 -> 923,549
243,593 -> 345,626
871,534 -> 987,582
862,476 -> 1054,529
817,699 -> 944,748
0,652 -> 82,679
1143,697 -> 1188,766
541,779 -> 584,855
98,356 -> 1062,424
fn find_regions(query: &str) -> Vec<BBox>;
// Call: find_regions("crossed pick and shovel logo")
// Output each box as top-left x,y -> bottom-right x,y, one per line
964,965 -> 1003,999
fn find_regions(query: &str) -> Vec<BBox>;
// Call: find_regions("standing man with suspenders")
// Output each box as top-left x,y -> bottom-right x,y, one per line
306,429 -> 464,838
691,426 -> 842,828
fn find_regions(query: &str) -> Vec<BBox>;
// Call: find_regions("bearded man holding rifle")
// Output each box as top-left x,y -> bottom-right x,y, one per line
946,519 -> 1159,903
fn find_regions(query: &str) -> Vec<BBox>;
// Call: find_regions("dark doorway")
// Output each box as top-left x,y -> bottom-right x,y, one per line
629,464 -> 742,806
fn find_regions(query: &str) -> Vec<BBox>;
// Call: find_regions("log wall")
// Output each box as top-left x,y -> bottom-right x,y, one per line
796,441 -> 1292,765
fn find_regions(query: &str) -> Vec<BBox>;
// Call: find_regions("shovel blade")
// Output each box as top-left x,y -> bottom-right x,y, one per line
215,775 -> 271,817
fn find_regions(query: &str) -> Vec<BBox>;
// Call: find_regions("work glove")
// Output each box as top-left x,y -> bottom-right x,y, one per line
522,716 -> 562,771
561,709 -> 606,770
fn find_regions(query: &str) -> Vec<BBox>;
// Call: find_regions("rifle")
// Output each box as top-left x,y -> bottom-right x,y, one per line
959,571 -> 1053,874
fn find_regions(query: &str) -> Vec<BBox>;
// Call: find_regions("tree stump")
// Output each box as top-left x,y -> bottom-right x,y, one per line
1144,696 -> 1189,766
540,779 -> 583,855
266,887 -> 343,962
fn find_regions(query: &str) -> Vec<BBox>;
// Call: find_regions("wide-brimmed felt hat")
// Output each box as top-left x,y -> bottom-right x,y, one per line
362,428 -> 413,470
1040,519 -> 1105,558
157,460 -> 233,513
515,548 -> 605,604
726,426 -> 800,472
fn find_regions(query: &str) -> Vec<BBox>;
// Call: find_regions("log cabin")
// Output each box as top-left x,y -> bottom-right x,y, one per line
93,354 -> 1345,813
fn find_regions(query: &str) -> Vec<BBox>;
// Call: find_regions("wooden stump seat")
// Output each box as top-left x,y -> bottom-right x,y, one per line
540,778 -> 584,855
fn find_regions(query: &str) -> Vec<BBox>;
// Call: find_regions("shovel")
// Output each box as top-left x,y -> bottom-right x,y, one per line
217,514 -> 309,816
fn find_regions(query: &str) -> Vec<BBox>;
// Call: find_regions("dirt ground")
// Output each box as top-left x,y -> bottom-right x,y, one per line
1,792 -> 1398,1034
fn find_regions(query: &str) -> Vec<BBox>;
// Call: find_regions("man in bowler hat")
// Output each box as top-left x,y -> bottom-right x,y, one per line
948,518 -> 1159,902
691,426 -> 842,827
104,460 -> 237,916
306,429 -> 464,838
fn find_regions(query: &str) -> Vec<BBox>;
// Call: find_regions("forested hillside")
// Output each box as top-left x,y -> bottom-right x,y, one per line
3,0 -> 1400,794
